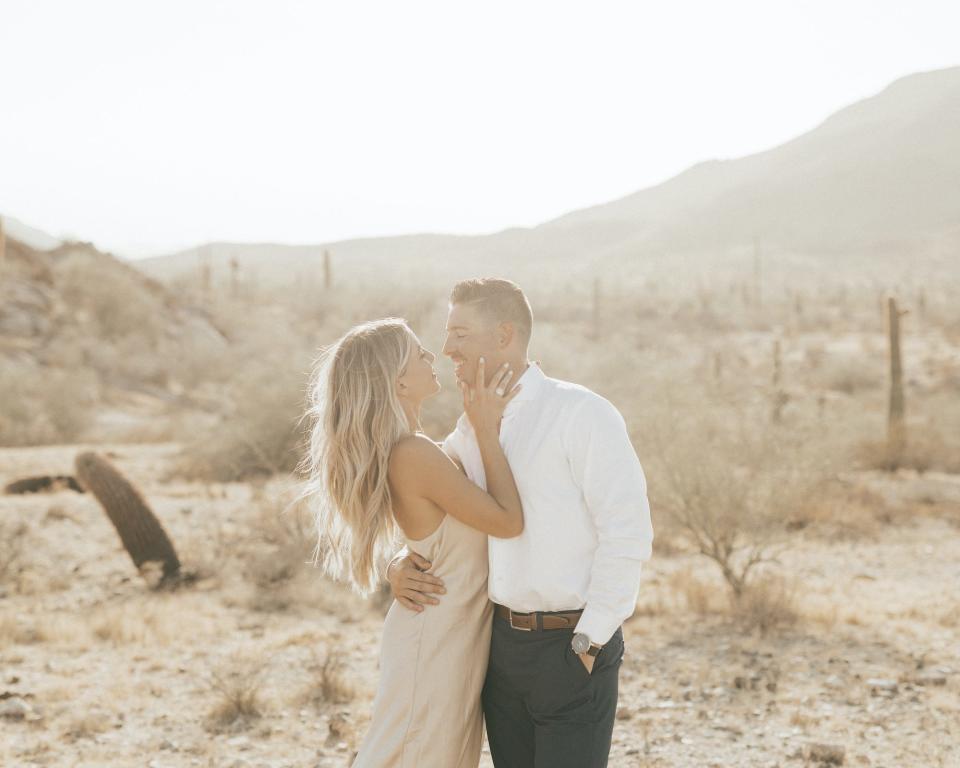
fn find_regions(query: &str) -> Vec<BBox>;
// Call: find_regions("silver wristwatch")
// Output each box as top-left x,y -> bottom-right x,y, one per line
571,632 -> 602,657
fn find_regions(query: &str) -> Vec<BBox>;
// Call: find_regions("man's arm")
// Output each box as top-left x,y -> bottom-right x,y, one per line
385,548 -> 445,612
566,394 -> 653,646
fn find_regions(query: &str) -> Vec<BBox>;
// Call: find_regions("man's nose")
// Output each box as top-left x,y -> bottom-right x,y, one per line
441,336 -> 456,357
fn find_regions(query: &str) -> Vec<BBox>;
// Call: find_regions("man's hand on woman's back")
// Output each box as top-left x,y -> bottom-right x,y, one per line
387,551 -> 446,612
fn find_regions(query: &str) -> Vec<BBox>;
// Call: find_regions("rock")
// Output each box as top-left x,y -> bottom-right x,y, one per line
866,678 -> 897,695
805,742 -> 845,765
914,672 -> 947,686
615,705 -> 632,720
0,696 -> 31,720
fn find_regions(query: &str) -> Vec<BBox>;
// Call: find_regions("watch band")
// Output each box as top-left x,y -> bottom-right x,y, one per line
586,643 -> 602,658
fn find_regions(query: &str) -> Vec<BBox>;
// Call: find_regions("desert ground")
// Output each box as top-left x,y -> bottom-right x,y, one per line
1,433 -> 958,767
3,234 -> 960,767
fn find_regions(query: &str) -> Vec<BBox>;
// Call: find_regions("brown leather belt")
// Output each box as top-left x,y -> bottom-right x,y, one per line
494,603 -> 582,631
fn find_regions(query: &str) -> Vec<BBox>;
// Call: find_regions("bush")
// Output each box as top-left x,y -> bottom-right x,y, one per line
0,365 -> 98,446
173,351 -> 309,482
645,392 -> 828,600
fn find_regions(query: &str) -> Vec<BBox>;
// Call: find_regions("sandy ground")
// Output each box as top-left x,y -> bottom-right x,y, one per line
1,442 -> 958,768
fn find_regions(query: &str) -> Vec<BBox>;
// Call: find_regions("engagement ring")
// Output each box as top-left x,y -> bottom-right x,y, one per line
496,388 -> 505,396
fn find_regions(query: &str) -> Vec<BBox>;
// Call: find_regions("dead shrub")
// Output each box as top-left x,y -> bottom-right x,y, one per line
857,429 -> 960,474
0,521 -> 28,589
667,567 -> 718,614
0,366 -> 97,446
819,357 -> 881,395
245,488 -> 314,588
205,658 -> 267,732
57,252 -> 164,342
786,482 -> 896,538
174,355 -> 308,481
647,397 -> 827,600
731,571 -> 799,634
301,647 -> 356,707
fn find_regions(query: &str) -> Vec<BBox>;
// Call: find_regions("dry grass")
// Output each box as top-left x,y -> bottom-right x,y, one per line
205,658 -> 268,732
786,482 -> 899,539
173,352 -> 309,482
645,395 -> 830,599
88,597 -> 197,646
857,429 -> 960,474
731,571 -> 800,634
0,366 -> 97,446
300,646 -> 357,707
63,710 -> 115,740
667,567 -> 720,615
244,488 -> 314,589
0,520 -> 28,587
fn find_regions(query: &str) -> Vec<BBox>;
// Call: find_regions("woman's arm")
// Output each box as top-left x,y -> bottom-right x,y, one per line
390,433 -> 522,538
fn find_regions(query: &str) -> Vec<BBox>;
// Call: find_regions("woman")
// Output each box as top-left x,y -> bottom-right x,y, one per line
300,318 -> 523,767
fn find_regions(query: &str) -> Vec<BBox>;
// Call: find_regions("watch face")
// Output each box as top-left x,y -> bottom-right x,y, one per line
572,634 -> 590,654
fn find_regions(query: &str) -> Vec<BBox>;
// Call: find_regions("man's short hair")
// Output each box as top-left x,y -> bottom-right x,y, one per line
450,278 -> 533,345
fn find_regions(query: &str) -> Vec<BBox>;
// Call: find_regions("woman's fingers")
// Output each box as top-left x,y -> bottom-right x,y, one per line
497,369 -> 515,396
489,362 -> 509,392
502,383 -> 523,404
475,356 -> 485,391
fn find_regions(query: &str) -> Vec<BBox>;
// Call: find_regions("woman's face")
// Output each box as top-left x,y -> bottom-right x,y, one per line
397,335 -> 441,401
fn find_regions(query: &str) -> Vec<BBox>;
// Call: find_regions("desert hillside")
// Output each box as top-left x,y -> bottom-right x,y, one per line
134,67 -> 960,290
0,235 -> 228,446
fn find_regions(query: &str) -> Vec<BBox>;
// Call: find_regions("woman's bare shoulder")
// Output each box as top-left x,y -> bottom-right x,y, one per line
390,434 -> 443,472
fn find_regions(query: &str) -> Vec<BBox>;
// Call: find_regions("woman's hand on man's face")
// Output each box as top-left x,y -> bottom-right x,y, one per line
461,357 -> 521,434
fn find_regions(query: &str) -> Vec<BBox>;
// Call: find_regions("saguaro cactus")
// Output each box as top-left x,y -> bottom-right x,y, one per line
752,237 -> 763,308
229,254 -> 240,299
886,297 -> 907,466
591,277 -> 601,339
75,452 -> 182,586
0,215 -> 6,277
770,338 -> 789,423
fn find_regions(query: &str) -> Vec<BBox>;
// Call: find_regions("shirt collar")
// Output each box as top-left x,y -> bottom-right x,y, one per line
509,361 -> 545,403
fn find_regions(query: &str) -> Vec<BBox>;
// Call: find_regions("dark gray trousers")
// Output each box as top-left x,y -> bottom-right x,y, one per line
481,615 -> 624,768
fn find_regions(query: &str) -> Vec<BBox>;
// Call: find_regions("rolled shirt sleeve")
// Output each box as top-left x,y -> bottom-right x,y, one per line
566,394 -> 654,645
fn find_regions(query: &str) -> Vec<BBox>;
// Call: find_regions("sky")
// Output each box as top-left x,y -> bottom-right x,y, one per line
1,0 -> 958,258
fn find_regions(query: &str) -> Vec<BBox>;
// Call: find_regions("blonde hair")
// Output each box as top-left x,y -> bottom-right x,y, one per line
298,318 -> 416,594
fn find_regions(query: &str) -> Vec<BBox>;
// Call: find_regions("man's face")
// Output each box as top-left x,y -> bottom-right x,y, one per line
441,302 -> 501,386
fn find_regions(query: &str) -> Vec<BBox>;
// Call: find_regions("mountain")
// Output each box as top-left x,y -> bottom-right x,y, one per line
130,65 -> 960,285
0,233 -> 229,443
544,66 -> 960,255
1,215 -> 63,251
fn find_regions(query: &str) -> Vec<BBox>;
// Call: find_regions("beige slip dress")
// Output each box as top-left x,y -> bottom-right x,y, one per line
352,512 -> 492,768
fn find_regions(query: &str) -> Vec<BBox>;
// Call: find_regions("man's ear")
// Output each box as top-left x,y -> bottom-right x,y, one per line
496,322 -> 514,349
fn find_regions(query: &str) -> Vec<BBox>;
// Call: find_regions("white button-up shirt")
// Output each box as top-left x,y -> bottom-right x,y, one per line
442,362 -> 653,645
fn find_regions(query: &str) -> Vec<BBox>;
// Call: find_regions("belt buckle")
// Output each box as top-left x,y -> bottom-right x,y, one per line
509,610 -> 533,631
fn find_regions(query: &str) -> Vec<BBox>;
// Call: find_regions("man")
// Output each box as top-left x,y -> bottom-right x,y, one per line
388,277 -> 653,768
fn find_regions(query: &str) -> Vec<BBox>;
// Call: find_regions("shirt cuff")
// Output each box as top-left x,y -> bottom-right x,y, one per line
574,606 -> 621,646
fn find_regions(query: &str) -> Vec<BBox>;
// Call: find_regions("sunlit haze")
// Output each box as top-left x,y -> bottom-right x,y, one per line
2,0 -> 958,257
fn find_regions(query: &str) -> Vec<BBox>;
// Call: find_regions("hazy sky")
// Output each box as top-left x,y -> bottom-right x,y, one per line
2,1 -> 958,258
